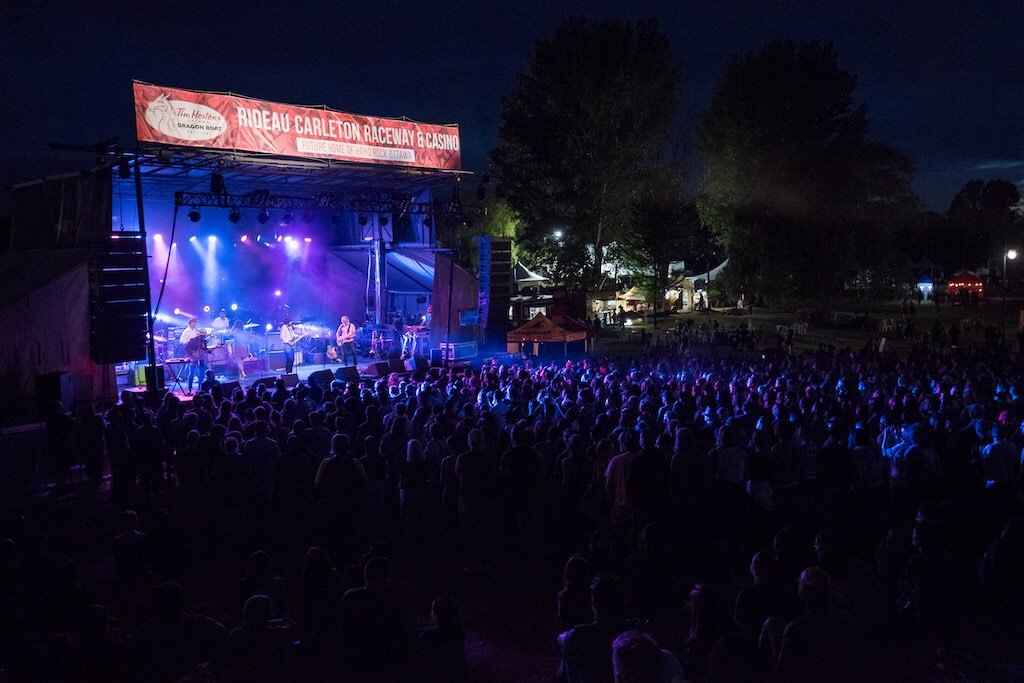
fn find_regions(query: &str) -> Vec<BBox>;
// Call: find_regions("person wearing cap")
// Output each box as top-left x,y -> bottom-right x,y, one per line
211,308 -> 230,332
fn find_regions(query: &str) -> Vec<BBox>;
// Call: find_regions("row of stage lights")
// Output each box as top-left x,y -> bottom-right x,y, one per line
188,207 -> 304,225
151,233 -> 313,247
185,207 -> 416,228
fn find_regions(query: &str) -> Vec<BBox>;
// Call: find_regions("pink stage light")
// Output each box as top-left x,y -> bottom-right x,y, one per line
240,234 -> 248,243
274,290 -> 282,297
304,237 -> 312,243
153,233 -> 163,241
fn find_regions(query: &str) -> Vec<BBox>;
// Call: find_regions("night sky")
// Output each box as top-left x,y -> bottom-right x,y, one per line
2,0 -> 1022,212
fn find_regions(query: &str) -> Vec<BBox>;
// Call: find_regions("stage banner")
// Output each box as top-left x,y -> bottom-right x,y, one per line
133,82 -> 461,170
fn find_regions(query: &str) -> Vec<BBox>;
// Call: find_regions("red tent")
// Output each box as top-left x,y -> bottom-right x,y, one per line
947,270 -> 984,298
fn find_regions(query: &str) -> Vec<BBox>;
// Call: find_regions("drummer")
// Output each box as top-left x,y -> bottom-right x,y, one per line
211,308 -> 231,334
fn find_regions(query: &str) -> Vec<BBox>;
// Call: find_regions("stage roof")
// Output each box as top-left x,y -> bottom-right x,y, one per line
124,148 -> 469,202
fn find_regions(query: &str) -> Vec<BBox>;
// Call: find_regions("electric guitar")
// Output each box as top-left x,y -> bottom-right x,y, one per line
283,332 -> 307,349
336,324 -> 356,346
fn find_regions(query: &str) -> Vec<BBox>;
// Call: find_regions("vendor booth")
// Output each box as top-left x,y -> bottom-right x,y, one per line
507,312 -> 590,357
947,270 -> 984,301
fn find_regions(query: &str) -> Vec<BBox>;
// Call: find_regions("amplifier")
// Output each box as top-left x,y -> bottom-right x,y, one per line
440,341 -> 478,361
243,357 -> 267,374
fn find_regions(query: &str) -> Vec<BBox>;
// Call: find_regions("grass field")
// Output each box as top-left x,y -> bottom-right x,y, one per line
591,295 -> 1024,356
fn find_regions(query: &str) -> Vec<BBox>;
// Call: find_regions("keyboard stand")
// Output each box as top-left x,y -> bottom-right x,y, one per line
164,360 -> 189,394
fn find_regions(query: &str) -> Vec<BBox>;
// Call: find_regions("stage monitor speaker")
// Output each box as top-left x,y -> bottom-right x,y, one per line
389,358 -> 407,374
308,369 -> 335,389
220,380 -> 241,397
280,373 -> 299,388
266,350 -> 285,371
253,379 -> 273,392
36,371 -> 73,414
144,364 -> 166,390
405,356 -> 429,372
334,366 -> 360,382
367,361 -> 391,378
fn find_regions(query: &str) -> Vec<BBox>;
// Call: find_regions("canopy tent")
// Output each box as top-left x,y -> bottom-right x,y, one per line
947,270 -> 984,298
616,286 -> 646,302
690,258 -> 730,290
667,275 -> 696,310
515,261 -> 549,287
508,312 -> 588,343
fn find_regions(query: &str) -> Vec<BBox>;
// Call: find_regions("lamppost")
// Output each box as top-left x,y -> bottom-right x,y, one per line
1002,246 -> 1017,343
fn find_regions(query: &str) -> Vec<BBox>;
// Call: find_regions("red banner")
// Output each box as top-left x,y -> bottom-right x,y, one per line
133,82 -> 461,171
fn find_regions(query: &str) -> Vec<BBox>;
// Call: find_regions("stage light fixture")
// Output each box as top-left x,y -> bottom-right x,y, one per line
274,290 -> 282,297
203,305 -> 211,313
284,235 -> 293,243
282,212 -> 294,224
304,237 -> 312,243
173,307 -> 181,315
230,303 -> 238,311
153,233 -> 162,241
208,235 -> 217,243
379,214 -> 389,227
189,235 -> 198,242
358,214 -> 368,226
255,234 -> 262,243
257,209 -> 270,224
265,323 -> 273,331
302,212 -> 314,224
187,207 -> 201,223
276,234 -> 283,243
172,242 -> 178,249
240,234 -> 248,243
228,207 -> 241,224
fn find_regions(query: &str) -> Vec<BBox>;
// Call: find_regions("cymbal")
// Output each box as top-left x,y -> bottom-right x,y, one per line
243,323 -> 260,329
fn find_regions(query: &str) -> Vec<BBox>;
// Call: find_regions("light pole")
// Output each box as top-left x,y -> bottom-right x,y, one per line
1002,245 -> 1017,344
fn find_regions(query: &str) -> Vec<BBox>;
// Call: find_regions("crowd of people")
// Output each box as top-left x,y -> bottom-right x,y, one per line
5,339 -> 1024,681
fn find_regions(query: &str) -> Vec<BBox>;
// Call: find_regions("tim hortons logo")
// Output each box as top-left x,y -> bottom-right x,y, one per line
144,94 -> 228,141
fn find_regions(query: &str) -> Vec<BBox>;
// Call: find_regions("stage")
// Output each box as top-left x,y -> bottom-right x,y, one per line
121,351 -> 443,403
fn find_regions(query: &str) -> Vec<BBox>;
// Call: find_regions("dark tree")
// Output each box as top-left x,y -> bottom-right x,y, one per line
620,166 -> 708,323
697,41 -> 913,304
947,179 -> 1022,271
492,18 -> 678,288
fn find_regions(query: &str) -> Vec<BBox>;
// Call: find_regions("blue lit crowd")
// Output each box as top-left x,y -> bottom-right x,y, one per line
4,341 -> 1024,681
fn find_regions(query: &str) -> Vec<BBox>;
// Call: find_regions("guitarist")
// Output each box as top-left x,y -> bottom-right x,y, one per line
179,318 -> 208,394
280,318 -> 306,374
336,315 -> 358,367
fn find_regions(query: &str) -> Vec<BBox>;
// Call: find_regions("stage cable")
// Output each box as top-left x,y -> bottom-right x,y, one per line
152,204 -> 179,318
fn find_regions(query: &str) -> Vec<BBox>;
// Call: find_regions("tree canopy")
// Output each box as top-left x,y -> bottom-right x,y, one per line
697,41 -> 914,303
620,166 -> 707,311
492,18 -> 678,287
946,179 -> 1022,270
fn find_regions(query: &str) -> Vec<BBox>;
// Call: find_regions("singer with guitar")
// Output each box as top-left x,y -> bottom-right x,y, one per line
179,318 -> 209,394
280,318 -> 306,374
336,315 -> 357,366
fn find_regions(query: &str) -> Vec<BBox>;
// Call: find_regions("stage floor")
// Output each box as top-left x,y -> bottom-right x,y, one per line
124,355 -> 402,402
